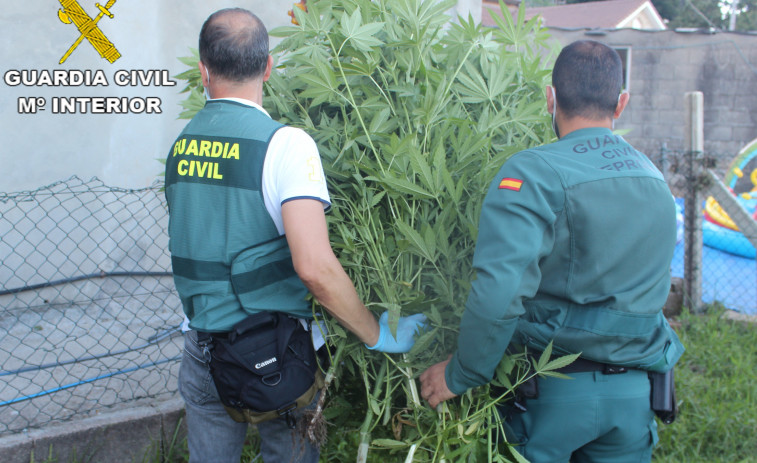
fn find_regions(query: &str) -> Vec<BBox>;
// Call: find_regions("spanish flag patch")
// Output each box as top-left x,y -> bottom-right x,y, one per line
498,177 -> 523,191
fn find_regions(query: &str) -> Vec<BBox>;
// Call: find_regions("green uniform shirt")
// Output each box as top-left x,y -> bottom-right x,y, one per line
446,127 -> 684,395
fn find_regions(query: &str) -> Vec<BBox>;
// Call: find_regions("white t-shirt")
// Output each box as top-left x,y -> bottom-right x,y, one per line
179,98 -> 331,332
222,98 -> 331,234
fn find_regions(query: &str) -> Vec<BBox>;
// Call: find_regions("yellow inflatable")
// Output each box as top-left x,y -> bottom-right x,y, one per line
704,196 -> 739,231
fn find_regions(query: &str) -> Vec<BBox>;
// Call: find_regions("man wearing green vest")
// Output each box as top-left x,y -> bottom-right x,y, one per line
165,9 -> 425,463
420,40 -> 683,462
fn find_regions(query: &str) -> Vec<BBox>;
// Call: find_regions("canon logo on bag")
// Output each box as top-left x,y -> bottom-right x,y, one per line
255,357 -> 277,369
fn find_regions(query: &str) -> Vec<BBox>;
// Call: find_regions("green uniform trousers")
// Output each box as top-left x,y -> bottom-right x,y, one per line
507,368 -> 658,463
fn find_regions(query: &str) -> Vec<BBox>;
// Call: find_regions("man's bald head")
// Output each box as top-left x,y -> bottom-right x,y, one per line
199,8 -> 269,82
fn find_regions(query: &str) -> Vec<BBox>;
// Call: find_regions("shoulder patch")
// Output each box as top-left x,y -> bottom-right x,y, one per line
498,178 -> 523,191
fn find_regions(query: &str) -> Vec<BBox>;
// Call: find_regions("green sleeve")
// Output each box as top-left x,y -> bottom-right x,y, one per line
446,152 -> 563,395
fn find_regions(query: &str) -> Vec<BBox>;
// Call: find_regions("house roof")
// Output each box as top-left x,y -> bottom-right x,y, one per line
482,0 -> 666,30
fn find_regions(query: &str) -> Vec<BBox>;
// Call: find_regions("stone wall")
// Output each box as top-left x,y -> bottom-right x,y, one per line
545,28 -> 757,161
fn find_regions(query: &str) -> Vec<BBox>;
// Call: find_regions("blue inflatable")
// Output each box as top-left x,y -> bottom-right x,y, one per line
702,220 -> 756,259
672,197 -> 756,314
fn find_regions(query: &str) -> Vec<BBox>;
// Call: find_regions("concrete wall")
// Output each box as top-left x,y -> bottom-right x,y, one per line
544,28 -> 757,159
0,398 -> 185,463
0,1 -> 297,193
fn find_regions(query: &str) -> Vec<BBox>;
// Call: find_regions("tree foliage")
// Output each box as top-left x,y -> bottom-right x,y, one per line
554,0 -> 757,31
653,0 -> 757,31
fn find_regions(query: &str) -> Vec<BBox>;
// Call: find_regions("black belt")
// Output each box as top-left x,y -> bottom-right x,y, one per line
196,330 -> 231,343
532,351 -> 629,375
557,357 -> 629,375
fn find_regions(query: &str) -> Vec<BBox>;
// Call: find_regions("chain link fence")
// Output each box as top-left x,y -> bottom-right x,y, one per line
0,177 -> 183,437
652,147 -> 757,314
0,153 -> 754,436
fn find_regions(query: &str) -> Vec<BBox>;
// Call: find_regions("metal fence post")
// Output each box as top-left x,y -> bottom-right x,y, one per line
660,142 -> 669,181
683,92 -> 704,313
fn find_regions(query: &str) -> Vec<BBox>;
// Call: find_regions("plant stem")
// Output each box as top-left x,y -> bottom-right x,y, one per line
404,443 -> 418,463
357,359 -> 387,463
308,339 -> 347,443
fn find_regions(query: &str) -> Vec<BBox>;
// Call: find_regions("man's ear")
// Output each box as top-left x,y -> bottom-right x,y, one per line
614,92 -> 630,119
198,61 -> 210,87
546,85 -> 555,115
262,55 -> 274,82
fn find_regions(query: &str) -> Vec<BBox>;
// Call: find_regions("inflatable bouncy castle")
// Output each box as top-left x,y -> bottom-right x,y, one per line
702,139 -> 757,259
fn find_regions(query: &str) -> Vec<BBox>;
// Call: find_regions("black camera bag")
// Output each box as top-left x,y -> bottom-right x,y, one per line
206,311 -> 319,425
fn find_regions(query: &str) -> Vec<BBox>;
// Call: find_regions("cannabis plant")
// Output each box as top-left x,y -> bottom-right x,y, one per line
175,1 -> 570,461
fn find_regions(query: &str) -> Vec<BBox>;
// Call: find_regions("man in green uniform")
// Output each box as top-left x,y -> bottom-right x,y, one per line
420,40 -> 683,462
165,9 -> 425,463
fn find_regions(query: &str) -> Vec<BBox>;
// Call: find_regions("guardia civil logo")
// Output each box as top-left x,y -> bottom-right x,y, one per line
57,0 -> 121,64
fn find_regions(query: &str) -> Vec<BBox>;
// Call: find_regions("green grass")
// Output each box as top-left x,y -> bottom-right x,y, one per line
653,307 -> 757,463
132,306 -> 754,462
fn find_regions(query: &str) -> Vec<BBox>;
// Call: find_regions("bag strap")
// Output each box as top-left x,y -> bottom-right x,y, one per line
228,310 -> 277,342
273,313 -> 299,362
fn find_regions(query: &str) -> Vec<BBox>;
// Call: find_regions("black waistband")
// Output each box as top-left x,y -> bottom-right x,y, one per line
557,357 -> 629,375
532,351 -> 629,375
196,330 -> 231,342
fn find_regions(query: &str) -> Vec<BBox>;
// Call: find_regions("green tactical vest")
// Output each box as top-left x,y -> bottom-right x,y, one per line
165,100 -> 310,332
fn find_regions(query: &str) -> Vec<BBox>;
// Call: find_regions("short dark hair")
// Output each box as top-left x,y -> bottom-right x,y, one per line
552,40 -> 623,120
199,8 -> 269,82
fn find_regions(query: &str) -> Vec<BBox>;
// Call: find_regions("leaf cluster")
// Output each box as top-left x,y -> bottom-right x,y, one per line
265,0 -> 553,342
173,48 -> 205,120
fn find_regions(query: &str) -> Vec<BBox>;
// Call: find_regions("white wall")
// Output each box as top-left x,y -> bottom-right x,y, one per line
1,0 -> 478,193
449,0 -> 482,24
0,1 -> 295,193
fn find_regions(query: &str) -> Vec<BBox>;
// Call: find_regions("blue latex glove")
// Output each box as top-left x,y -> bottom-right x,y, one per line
366,311 -> 427,353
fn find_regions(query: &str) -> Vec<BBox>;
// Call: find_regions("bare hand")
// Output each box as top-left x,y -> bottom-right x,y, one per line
419,356 -> 457,408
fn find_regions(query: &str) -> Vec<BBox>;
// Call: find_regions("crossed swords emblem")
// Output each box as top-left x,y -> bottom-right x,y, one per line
57,0 -> 121,64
